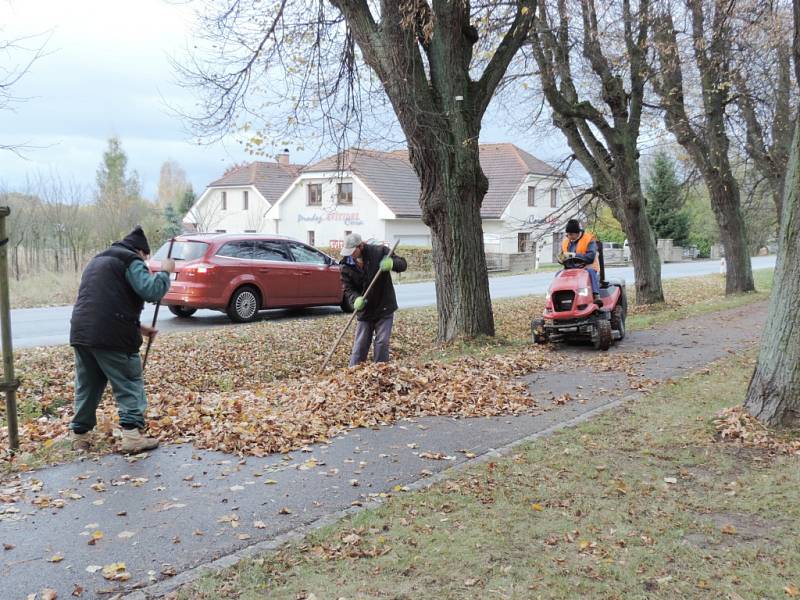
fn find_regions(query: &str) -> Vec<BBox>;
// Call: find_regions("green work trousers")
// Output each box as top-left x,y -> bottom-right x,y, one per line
70,346 -> 147,433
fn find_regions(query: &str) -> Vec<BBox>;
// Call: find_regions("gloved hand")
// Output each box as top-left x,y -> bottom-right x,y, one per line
354,296 -> 366,311
379,256 -> 393,272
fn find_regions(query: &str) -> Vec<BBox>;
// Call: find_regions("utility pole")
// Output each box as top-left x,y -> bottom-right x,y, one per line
0,206 -> 20,451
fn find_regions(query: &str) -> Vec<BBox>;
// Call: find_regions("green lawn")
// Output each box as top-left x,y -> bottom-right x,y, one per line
178,350 -> 800,600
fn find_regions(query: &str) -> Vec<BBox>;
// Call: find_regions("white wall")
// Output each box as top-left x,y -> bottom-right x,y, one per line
384,219 -> 431,247
266,173 -> 390,248
489,174 -> 572,260
184,186 -> 270,233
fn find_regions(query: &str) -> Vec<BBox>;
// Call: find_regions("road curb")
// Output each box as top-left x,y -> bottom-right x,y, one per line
121,391 -> 640,599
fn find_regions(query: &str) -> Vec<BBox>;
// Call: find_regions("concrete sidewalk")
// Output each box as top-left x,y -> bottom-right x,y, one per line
0,302 -> 766,599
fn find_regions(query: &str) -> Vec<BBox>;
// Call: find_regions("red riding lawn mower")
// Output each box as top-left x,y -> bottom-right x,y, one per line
531,241 -> 627,351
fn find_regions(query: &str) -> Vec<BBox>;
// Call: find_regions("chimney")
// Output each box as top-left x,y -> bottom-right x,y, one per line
277,148 -> 290,165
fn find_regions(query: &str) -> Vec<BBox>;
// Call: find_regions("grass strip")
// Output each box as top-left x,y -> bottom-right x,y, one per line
178,351 -> 800,600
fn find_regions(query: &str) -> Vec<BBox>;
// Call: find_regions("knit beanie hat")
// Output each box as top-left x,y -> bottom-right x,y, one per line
121,226 -> 150,254
565,219 -> 581,234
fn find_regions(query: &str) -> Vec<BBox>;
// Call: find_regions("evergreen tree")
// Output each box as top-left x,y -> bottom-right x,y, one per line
177,187 -> 196,216
645,152 -> 690,246
163,205 -> 183,239
94,136 -> 149,244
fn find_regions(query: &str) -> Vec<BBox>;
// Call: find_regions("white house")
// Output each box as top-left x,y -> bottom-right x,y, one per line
184,152 -> 300,233
186,144 -> 577,262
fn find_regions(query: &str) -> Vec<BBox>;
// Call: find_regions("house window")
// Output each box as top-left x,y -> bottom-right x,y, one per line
550,188 -> 557,208
527,186 -> 536,207
307,184 -> 322,206
221,191 -> 227,210
337,182 -> 353,205
243,190 -> 249,210
307,230 -> 316,246
518,232 -> 531,253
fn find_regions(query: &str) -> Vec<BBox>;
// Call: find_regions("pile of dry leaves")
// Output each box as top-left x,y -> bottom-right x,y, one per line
7,349 -> 555,459
714,406 -> 800,456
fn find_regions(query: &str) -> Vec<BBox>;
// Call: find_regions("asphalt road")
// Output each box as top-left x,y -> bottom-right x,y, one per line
8,256 -> 775,349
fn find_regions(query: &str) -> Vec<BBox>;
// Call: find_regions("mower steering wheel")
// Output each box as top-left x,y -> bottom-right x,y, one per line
559,254 -> 589,267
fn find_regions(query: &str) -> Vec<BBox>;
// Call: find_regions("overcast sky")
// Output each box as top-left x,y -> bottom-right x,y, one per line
0,0 -> 577,201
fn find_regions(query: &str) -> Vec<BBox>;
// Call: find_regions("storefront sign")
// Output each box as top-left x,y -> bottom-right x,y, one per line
298,211 -> 364,226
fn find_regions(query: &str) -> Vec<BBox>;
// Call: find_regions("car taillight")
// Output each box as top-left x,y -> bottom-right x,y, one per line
185,263 -> 214,276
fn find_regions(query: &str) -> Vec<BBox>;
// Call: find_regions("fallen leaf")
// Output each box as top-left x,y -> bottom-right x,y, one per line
663,477 -> 677,484
253,521 -> 266,529
48,553 -> 64,563
721,523 -> 737,535
41,590 -> 57,600
786,585 -> 799,597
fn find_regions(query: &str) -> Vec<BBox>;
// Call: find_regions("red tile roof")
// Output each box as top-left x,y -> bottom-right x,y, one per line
207,161 -> 301,206
302,144 -> 563,218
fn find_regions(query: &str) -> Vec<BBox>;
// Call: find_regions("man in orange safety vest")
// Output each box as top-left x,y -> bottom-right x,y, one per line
560,219 -> 602,306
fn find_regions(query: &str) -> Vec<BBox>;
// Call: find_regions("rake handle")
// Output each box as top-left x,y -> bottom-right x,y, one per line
142,237 -> 175,371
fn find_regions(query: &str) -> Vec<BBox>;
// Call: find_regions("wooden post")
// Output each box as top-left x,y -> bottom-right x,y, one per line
0,206 -> 20,451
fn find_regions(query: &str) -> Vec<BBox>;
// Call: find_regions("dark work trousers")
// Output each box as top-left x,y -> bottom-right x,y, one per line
70,346 -> 147,433
349,314 -> 394,366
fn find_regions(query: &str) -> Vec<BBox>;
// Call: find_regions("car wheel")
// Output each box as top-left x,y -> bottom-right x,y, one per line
593,319 -> 612,351
227,286 -> 260,323
340,295 -> 355,313
168,305 -> 197,318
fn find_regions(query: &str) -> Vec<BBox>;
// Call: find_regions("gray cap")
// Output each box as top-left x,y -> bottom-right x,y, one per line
340,232 -> 363,256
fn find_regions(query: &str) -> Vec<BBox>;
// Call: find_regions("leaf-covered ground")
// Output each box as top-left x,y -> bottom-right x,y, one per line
0,273 -> 764,466
175,353 -> 800,600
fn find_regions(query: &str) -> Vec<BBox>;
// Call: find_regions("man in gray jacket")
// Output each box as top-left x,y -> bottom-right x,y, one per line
339,233 -> 407,366
69,226 -> 174,454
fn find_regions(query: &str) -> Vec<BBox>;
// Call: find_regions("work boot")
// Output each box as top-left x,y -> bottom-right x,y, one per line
70,431 -> 92,452
120,428 -> 159,454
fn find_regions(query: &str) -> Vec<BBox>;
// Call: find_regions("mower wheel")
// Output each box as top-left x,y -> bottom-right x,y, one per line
531,318 -> 548,344
611,306 -> 625,340
168,305 -> 197,318
593,319 -> 612,351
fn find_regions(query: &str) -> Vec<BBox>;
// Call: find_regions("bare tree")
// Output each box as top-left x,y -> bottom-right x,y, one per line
527,0 -> 665,304
743,0 -> 800,427
652,0 -> 755,294
157,160 -> 191,208
731,1 -> 795,222
180,0 -> 537,341
1,30 -> 50,155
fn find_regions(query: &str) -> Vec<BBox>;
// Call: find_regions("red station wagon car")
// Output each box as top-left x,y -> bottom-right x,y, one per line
148,233 -> 353,323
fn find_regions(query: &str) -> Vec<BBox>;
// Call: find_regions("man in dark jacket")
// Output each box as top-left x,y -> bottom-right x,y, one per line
69,226 -> 174,454
339,233 -> 407,366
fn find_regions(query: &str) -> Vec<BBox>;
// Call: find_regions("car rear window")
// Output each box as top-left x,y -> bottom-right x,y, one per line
217,241 -> 255,259
153,241 -> 209,261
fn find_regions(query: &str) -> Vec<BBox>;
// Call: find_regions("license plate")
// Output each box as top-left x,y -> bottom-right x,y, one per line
170,272 -> 177,281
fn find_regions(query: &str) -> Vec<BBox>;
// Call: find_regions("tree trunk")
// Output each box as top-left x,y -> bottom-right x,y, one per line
409,141 -> 495,340
619,191 -> 664,305
706,176 -> 755,295
744,119 -> 800,427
